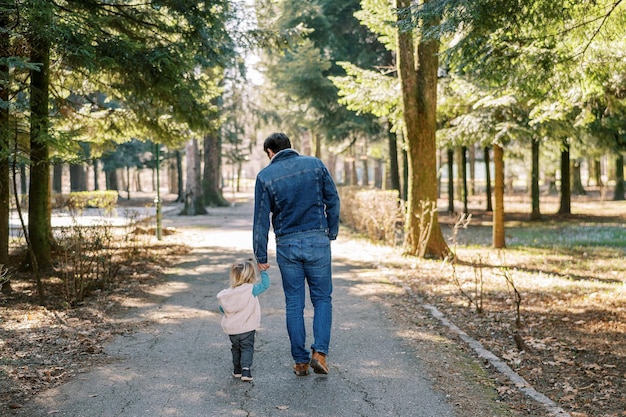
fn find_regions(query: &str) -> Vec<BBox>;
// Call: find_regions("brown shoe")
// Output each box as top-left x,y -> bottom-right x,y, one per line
310,351 -> 328,374
293,363 -> 309,376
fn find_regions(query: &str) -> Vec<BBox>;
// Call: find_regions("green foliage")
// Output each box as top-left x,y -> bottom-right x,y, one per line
257,0 -> 391,142
66,191 -> 118,215
331,62 -> 400,125
5,0 -> 237,153
100,139 -> 155,173
354,0 -> 397,52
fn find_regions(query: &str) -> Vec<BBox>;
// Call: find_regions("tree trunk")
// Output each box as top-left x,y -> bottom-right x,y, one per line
203,133 -> 228,207
105,169 -> 118,192
176,150 -> 184,202
614,152 -> 625,201
484,146 -> 493,212
455,147 -> 463,201
397,0 -> 448,258
28,7 -> 53,276
19,163 -> 27,194
492,144 -> 505,248
374,158 -> 383,189
447,148 -> 454,214
530,138 -> 541,220
52,164 -> 63,193
0,19 -> 10,293
402,146 -> 409,201
362,157 -> 369,187
593,159 -> 603,187
558,140 -> 571,214
388,122 -> 400,194
168,153 -> 178,195
181,138 -> 207,215
134,169 -> 143,192
460,146 -> 469,214
314,132 -> 322,159
70,163 -> 87,191
571,159 -> 586,196
469,144 -> 476,195
125,166 -> 131,200
93,159 -> 100,190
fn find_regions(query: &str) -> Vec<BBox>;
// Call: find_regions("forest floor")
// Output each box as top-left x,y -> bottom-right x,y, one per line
411,192 -> 626,417
0,190 -> 624,417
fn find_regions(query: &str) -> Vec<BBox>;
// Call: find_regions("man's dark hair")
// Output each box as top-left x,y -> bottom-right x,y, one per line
263,132 -> 292,155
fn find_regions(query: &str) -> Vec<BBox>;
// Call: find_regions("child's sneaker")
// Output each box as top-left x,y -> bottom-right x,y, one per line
241,368 -> 253,382
233,366 -> 242,378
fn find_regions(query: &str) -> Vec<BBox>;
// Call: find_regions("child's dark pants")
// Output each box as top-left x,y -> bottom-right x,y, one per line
229,330 -> 255,370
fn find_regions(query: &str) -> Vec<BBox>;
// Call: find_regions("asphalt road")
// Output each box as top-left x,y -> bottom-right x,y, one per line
11,199 -> 459,417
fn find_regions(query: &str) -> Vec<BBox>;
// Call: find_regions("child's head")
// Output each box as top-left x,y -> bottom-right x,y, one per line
229,259 -> 258,288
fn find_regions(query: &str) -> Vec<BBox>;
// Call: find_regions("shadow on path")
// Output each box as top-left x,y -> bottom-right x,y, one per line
12,198 -> 466,417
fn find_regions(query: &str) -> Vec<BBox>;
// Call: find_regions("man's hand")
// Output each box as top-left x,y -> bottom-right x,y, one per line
258,263 -> 270,271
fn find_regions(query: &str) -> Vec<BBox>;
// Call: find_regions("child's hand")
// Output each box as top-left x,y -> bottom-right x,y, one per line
258,263 -> 270,271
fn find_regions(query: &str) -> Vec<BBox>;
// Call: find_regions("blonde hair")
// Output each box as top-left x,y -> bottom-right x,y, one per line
229,259 -> 258,288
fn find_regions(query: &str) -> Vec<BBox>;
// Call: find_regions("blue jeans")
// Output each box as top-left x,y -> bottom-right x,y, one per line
276,231 -> 332,364
229,330 -> 255,371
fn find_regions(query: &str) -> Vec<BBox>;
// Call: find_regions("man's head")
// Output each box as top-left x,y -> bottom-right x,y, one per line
263,133 -> 291,158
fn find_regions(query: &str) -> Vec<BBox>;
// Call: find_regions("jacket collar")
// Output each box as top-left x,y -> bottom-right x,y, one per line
271,148 -> 299,164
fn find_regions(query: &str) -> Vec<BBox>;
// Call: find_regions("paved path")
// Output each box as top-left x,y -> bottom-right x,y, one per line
12,198 -> 461,417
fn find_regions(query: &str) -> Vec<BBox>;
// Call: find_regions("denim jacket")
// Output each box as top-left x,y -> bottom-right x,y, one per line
253,149 -> 340,264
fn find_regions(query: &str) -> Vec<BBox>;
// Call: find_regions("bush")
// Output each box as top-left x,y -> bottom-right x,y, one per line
338,186 -> 404,246
66,191 -> 118,215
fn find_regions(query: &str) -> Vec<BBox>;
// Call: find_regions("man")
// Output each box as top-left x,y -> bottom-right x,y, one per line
253,132 -> 340,376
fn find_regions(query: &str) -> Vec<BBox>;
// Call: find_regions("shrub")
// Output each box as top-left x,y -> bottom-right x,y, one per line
338,186 -> 404,246
66,191 -> 118,215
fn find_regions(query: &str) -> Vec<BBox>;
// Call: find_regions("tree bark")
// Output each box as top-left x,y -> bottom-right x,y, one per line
105,169 -> 118,192
397,0 -> 449,258
614,152 -> 625,201
593,159 -> 603,187
484,146 -> 493,212
388,122 -> 400,194
70,163 -> 87,191
203,133 -> 228,207
181,138 -> 207,215
530,138 -> 541,220
93,159 -> 100,190
0,17 -> 10,292
402,146 -> 409,201
447,148 -> 454,214
461,146 -> 468,214
492,144 -> 505,249
571,159 -> 586,196
176,150 -> 184,202
52,164 -> 63,193
28,7 -> 53,274
362,157 -> 369,187
558,139 -> 571,214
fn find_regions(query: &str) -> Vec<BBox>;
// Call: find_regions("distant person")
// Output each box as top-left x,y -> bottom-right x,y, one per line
253,132 -> 340,376
217,259 -> 270,382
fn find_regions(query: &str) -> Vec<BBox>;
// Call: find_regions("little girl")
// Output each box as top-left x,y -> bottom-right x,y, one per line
217,259 -> 270,382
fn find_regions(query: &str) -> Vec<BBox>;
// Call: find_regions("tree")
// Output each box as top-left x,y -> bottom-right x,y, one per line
257,0 -> 390,153
0,2 -> 11,293
1,0 -> 236,272
28,0 -> 53,272
396,0 -> 449,258
180,138 -> 207,215
203,131 -> 229,207
492,144 -> 505,248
